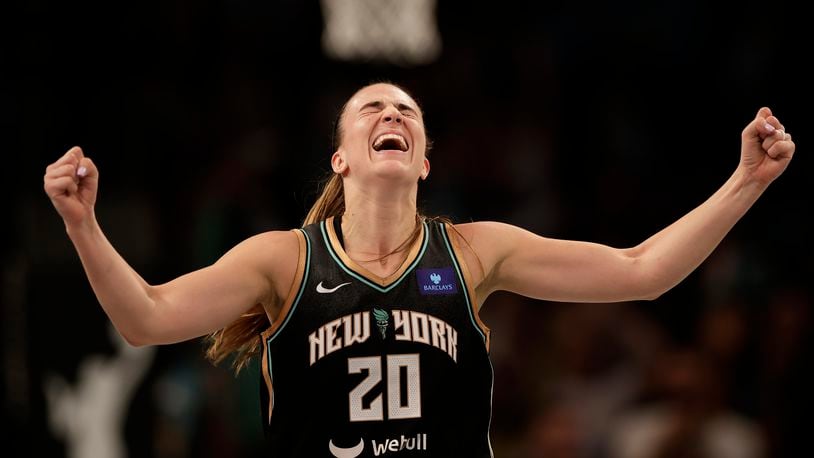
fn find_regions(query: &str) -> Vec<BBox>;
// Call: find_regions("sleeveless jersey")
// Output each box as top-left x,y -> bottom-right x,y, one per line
259,217 -> 493,457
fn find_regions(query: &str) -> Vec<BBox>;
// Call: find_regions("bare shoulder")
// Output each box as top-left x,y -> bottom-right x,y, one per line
452,220 -> 516,241
450,221 -> 541,299
448,221 -> 518,292
451,221 -> 522,256
454,220 -> 546,246
236,229 -> 301,254
225,229 -> 300,264
220,229 -> 302,305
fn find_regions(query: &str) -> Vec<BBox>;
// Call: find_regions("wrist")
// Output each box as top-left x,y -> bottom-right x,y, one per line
65,213 -> 100,240
730,166 -> 769,210
732,165 -> 769,203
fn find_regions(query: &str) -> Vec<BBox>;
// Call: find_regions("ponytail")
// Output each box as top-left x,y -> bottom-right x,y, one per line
303,172 -> 345,226
205,172 -> 346,374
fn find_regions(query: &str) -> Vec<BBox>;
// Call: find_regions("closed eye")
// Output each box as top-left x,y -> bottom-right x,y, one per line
396,103 -> 418,117
358,101 -> 419,118
360,101 -> 385,113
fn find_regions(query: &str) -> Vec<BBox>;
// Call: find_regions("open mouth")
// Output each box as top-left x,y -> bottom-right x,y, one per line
372,133 -> 409,152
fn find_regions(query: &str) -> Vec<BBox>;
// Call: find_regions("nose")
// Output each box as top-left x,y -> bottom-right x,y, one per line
382,105 -> 402,124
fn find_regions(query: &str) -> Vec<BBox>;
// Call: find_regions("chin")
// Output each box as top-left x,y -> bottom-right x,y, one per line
369,162 -> 419,183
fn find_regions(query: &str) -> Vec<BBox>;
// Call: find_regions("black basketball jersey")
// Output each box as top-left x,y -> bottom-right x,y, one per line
259,216 -> 494,457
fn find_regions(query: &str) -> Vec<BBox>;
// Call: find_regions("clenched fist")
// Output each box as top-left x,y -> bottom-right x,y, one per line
43,146 -> 99,229
740,107 -> 795,187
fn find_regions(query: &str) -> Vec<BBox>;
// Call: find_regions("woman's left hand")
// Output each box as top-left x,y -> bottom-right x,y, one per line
740,106 -> 795,187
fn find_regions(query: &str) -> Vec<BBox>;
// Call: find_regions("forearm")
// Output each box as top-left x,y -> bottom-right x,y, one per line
66,217 -> 158,345
630,166 -> 768,297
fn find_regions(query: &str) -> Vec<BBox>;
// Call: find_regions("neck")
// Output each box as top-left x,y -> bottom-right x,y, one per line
341,180 -> 419,259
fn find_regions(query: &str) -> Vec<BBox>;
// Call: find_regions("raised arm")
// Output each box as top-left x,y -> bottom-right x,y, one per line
455,107 -> 795,305
44,147 -> 297,346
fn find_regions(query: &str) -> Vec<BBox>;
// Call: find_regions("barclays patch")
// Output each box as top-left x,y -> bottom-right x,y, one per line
417,267 -> 458,295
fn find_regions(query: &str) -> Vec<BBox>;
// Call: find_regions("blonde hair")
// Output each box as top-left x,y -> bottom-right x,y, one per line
304,173 -> 345,226
204,173 -> 348,373
206,83 -> 431,374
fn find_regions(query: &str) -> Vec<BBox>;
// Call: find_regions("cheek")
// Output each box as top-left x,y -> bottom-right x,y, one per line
347,141 -> 374,167
408,122 -> 427,150
413,135 -> 428,157
348,121 -> 376,148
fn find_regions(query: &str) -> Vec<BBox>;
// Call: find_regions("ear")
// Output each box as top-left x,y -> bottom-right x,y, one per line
331,150 -> 348,175
420,158 -> 430,180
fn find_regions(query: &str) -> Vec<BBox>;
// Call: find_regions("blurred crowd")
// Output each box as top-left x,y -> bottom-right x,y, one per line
489,288 -> 812,457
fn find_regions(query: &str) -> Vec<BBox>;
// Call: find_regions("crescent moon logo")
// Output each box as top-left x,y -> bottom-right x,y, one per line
329,438 -> 364,458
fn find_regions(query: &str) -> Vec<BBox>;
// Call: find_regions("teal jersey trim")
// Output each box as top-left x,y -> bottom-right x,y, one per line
264,229 -> 311,417
319,220 -> 429,293
267,228 -> 311,346
440,224 -> 488,345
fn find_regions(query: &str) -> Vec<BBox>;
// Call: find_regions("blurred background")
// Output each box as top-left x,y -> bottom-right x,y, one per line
3,1 -> 813,457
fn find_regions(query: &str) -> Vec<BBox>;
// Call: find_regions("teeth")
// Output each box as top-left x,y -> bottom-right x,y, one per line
373,133 -> 408,151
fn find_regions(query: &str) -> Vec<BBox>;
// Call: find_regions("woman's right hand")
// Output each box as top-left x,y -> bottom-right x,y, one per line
43,146 -> 99,229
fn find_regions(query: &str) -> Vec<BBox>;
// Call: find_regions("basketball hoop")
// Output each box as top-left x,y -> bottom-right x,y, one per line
320,0 -> 442,66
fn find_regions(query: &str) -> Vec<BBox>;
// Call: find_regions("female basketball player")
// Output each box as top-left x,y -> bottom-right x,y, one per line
43,83 -> 795,456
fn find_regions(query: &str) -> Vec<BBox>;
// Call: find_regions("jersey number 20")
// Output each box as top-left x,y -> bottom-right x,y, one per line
347,354 -> 421,422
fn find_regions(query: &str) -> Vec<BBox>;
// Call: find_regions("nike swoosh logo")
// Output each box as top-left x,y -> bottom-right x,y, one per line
316,281 -> 351,294
329,438 -> 364,458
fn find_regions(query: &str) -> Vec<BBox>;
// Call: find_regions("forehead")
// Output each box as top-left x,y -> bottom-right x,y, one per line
346,84 -> 420,113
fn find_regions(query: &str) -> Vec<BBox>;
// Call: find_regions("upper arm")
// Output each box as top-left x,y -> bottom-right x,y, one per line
453,222 -> 652,304
143,230 -> 299,344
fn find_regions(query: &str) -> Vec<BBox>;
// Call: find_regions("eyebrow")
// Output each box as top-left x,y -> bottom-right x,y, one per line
359,100 -> 418,114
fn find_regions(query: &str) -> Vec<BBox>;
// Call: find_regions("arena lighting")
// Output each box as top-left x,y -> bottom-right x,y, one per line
320,0 -> 442,66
